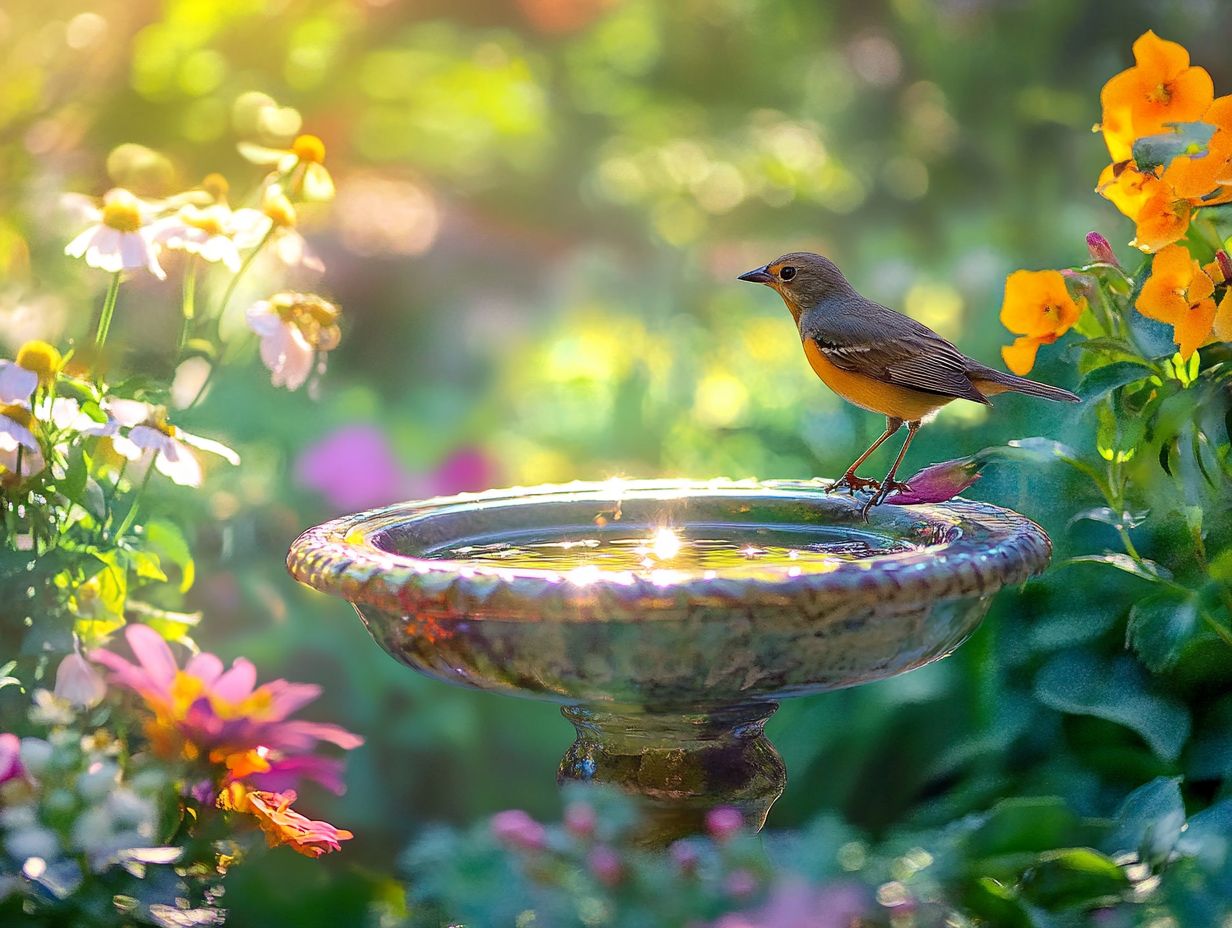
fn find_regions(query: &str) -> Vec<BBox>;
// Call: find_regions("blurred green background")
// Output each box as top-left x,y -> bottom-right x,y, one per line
3,0 -> 1231,920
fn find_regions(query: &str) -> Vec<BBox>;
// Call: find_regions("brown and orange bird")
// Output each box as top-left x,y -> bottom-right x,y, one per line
739,252 -> 1079,514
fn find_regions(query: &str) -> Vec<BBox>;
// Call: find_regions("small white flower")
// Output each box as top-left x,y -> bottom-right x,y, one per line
246,293 -> 341,391
64,188 -> 165,279
146,203 -> 243,272
103,400 -> 238,487
53,653 -> 106,709
238,133 -> 335,201
232,184 -> 325,272
0,405 -> 45,480
0,361 -> 37,405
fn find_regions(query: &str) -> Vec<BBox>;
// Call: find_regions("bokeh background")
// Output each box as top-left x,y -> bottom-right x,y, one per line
3,0 -> 1231,920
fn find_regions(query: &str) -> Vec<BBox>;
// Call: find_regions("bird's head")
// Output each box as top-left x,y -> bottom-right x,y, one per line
737,252 -> 854,320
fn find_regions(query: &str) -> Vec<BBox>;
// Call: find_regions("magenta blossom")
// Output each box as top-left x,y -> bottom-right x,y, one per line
0,734 -> 24,785
92,624 -> 361,794
706,806 -> 744,842
295,424 -> 416,511
490,809 -> 546,850
883,455 -> 984,505
1086,231 -> 1120,267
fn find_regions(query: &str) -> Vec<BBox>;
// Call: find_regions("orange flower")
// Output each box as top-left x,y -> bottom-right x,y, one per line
219,783 -> 353,858
1215,291 -> 1232,342
999,269 -> 1086,375
1131,184 -> 1192,252
1097,161 -> 1157,219
1099,31 -> 1213,162
1137,244 -> 1217,358
1165,95 -> 1232,203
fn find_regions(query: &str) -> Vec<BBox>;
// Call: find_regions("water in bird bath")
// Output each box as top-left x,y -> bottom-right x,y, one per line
425,524 -> 918,577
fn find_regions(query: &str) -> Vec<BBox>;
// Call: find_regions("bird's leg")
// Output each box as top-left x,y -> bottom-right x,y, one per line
829,417 -> 902,495
862,420 -> 921,518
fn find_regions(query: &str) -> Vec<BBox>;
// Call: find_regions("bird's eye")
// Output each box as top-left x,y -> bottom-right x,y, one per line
779,266 -> 796,281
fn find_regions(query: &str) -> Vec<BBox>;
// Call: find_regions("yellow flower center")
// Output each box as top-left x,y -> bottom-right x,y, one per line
148,405 -> 178,437
202,172 -> 230,202
270,292 -> 343,351
15,340 -> 62,385
262,187 -> 297,228
291,134 -> 326,164
101,190 -> 143,232
1148,82 -> 1173,105
1,404 -> 34,429
181,205 -> 228,236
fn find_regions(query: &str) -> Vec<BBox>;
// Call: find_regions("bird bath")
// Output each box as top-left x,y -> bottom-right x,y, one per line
287,479 -> 1050,843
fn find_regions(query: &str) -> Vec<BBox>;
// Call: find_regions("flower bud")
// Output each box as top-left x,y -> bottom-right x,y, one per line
1218,250 -> 1232,283
490,809 -> 545,850
884,456 -> 984,505
705,806 -> 743,842
1086,231 -> 1119,266
54,653 -> 106,709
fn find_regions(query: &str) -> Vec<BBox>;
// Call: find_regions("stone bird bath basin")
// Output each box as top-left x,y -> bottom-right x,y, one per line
287,479 -> 1050,842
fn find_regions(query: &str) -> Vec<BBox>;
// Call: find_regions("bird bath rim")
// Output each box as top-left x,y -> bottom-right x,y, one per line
285,477 -> 1052,621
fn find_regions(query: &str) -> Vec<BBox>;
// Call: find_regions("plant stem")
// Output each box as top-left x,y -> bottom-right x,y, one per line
178,258 -> 198,354
92,272 -> 122,359
114,465 -> 155,540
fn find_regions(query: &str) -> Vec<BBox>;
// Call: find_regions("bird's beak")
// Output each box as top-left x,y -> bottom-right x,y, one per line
737,265 -> 773,284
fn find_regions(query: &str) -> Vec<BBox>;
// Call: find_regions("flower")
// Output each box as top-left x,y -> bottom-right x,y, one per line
1164,95 -> 1232,203
294,424 -> 415,511
53,652 -> 107,709
238,133 -> 335,201
1137,244 -> 1217,358
105,399 -> 239,487
1130,182 -> 1192,253
146,203 -> 244,272
705,806 -> 744,842
999,269 -> 1086,375
0,733 -> 24,785
0,404 -> 46,482
1086,232 -> 1119,266
490,809 -> 546,850
64,188 -> 166,279
1099,31 -> 1214,162
245,292 -> 341,391
884,455 -> 985,504
92,624 -> 361,796
218,783 -> 352,858
232,184 -> 325,272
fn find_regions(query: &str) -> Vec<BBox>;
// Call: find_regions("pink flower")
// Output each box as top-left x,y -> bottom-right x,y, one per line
490,809 -> 546,850
0,733 -> 24,785
91,624 -> 360,795
706,806 -> 744,842
883,455 -> 984,505
430,447 -> 498,496
587,845 -> 623,887
713,879 -> 870,928
53,652 -> 107,708
295,425 -> 416,511
1086,231 -> 1119,266
564,801 -> 596,840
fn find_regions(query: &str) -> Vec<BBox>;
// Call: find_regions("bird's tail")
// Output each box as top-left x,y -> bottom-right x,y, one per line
970,368 -> 1080,403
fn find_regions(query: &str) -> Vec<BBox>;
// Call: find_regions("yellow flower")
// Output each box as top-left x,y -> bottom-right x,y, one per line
1137,244 -> 1217,359
999,269 -> 1086,375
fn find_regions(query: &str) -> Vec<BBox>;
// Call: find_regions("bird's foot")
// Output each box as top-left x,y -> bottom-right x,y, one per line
859,480 -> 912,520
827,472 -> 881,496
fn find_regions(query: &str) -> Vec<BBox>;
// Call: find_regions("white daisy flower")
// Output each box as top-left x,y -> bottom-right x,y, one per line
146,203 -> 243,272
64,188 -> 166,280
238,133 -> 335,201
0,361 -> 37,405
103,400 -> 238,487
0,405 -> 45,481
232,184 -> 325,273
246,293 -> 342,391
0,341 -> 62,406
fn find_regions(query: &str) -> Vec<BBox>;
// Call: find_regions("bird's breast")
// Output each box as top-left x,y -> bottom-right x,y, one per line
801,338 -> 950,421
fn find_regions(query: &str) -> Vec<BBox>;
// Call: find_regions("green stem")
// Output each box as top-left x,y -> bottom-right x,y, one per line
114,465 -> 154,540
178,258 -> 198,354
92,272 -> 123,360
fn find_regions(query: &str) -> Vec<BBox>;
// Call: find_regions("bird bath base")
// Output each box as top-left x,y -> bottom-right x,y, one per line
288,479 -> 1050,844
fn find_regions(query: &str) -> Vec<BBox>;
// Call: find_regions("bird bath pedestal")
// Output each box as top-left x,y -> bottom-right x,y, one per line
287,479 -> 1050,843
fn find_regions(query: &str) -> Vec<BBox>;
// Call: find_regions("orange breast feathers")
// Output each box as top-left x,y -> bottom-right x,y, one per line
801,338 -> 953,421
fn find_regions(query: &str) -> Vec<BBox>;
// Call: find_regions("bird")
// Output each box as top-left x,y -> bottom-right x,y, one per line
738,252 -> 1079,515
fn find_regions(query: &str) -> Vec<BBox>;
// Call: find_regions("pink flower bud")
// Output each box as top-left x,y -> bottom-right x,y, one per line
884,456 -> 984,505
1217,251 -> 1232,283
705,806 -> 743,842
54,652 -> 106,708
669,839 -> 700,875
564,802 -> 596,840
587,845 -> 623,886
490,809 -> 546,850
0,734 -> 24,785
1086,231 -> 1119,266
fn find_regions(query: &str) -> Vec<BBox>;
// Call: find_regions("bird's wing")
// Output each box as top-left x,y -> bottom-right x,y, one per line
801,303 -> 991,405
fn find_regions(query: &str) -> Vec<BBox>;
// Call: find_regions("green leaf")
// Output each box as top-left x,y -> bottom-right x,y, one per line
59,446 -> 88,505
1066,507 -> 1149,531
1127,591 -> 1200,672
1077,361 -> 1154,402
1035,653 -> 1191,761
146,520 -> 195,592
1063,553 -> 1172,583
1021,847 -> 1129,910
1104,776 -> 1185,863
1132,120 -> 1217,172
1071,337 -> 1148,367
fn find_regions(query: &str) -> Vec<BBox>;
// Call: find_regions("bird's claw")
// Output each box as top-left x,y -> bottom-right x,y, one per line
859,480 -> 913,521
826,472 -> 881,495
